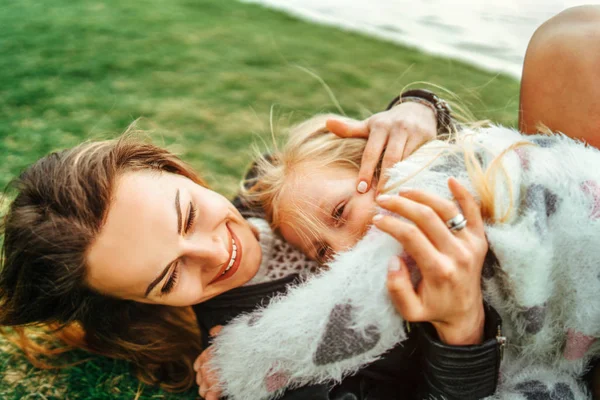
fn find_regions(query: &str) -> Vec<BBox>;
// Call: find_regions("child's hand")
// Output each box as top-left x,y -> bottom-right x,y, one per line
194,325 -> 223,400
373,178 -> 487,345
326,101 -> 437,194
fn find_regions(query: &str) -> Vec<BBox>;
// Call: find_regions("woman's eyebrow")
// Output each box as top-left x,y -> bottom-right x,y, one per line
175,189 -> 182,234
144,189 -> 182,297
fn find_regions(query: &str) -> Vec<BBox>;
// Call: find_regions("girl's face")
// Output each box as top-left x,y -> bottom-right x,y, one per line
86,170 -> 262,306
278,163 -> 377,263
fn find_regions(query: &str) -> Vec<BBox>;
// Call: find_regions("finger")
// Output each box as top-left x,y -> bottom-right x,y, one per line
209,325 -> 223,337
372,214 -> 441,279
206,392 -> 221,400
326,118 -> 369,138
396,189 -> 460,223
376,194 -> 457,251
448,178 -> 484,234
357,128 -> 387,193
401,136 -> 423,161
394,189 -> 469,244
193,354 -> 203,372
206,384 -> 223,400
387,256 -> 425,321
378,134 -> 408,187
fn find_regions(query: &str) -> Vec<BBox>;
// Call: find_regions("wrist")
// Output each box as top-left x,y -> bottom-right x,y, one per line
433,306 -> 486,345
386,89 -> 454,135
394,97 -> 437,119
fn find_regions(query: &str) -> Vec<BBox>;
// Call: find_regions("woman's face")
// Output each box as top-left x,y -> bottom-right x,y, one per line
278,163 -> 376,262
86,170 -> 262,306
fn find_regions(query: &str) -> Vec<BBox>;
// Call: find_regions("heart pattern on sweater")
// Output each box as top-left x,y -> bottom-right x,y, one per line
264,367 -> 290,393
519,304 -> 547,335
523,184 -> 560,234
313,303 -> 380,366
531,136 -> 557,148
581,180 -> 600,219
515,380 -> 574,400
525,184 -> 559,218
482,249 -> 499,279
515,147 -> 530,171
563,329 -> 596,360
430,153 -> 464,176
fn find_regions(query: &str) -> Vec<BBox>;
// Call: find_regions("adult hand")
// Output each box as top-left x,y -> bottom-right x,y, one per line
194,325 -> 223,400
372,178 -> 487,345
326,101 -> 437,194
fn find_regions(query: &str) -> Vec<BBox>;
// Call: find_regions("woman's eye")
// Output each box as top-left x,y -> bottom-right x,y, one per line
185,202 -> 196,233
161,265 -> 179,295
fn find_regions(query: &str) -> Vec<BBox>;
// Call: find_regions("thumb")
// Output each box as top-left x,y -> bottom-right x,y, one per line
326,118 -> 369,138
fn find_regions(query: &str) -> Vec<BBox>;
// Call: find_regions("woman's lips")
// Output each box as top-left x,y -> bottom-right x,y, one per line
209,224 -> 242,285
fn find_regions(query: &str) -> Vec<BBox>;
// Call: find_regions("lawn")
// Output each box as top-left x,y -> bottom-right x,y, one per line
0,0 -> 520,398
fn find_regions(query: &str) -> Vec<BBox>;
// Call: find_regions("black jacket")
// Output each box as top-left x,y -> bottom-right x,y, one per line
193,274 -> 503,400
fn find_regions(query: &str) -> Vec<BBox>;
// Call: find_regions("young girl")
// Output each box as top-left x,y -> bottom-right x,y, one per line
197,113 -> 600,400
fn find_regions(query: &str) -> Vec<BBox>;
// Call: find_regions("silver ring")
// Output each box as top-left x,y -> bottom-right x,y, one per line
446,213 -> 467,232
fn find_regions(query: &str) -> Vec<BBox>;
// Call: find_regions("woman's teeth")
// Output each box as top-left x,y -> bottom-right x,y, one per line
222,238 -> 237,275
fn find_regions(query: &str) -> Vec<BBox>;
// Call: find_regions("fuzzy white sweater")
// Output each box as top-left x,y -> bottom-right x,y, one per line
208,126 -> 600,400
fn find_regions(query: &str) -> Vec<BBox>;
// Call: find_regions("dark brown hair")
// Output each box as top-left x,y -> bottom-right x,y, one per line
0,136 -> 205,391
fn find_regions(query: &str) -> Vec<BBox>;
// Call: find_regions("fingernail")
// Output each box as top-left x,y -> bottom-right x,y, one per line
376,194 -> 392,203
388,257 -> 401,272
357,180 -> 368,193
372,214 -> 383,222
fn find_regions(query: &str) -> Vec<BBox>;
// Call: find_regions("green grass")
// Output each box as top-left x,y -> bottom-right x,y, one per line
0,0 -> 520,398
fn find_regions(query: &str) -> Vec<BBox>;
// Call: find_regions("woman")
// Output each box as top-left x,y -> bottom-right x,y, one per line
0,5 -> 598,400
0,107 -> 499,400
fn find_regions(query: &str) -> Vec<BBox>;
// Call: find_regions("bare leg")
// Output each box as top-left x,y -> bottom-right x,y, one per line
520,7 -> 600,398
519,5 -> 600,148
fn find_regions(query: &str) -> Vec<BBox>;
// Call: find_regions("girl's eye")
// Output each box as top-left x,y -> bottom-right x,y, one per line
332,203 -> 346,225
185,202 -> 196,233
161,265 -> 179,295
317,244 -> 332,264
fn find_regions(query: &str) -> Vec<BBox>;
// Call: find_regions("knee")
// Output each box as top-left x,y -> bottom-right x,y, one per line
526,5 -> 600,62
519,5 -> 600,136
522,5 -> 600,87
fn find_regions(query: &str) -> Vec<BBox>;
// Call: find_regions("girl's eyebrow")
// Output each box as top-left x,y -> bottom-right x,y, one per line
145,189 -> 182,297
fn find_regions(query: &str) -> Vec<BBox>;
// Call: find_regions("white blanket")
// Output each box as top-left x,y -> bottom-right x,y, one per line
209,126 -> 600,399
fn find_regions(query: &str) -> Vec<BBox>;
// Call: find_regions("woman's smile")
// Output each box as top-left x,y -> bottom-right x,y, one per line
209,223 -> 243,284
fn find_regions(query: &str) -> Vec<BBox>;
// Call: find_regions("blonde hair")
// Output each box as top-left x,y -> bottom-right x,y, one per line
247,115 -> 535,247
244,114 -> 368,248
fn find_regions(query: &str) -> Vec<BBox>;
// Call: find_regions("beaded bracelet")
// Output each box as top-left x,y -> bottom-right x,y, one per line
386,89 -> 454,135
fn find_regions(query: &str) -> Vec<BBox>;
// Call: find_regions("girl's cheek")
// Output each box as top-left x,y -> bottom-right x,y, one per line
352,194 -> 377,233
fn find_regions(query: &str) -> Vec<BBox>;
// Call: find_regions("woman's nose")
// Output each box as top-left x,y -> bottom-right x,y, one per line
184,234 -> 230,267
